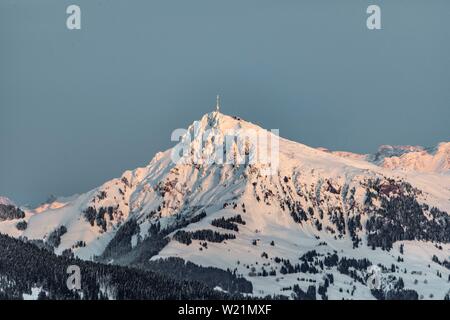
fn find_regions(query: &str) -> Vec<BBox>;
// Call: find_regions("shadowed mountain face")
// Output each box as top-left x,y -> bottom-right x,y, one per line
1,112 -> 449,300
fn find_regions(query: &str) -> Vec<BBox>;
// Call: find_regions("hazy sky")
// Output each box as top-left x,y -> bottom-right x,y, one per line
1,0 -> 449,205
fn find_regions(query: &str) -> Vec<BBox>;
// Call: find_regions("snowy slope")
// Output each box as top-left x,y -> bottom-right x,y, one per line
1,110 -> 449,300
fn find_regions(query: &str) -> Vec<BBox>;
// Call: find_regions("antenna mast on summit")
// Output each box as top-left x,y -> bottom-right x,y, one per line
216,95 -> 220,112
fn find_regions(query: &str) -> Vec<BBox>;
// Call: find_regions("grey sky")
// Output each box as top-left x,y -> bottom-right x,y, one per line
1,0 -> 449,205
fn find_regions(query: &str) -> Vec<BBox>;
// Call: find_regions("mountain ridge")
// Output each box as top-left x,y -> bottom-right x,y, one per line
319,142 -> 450,174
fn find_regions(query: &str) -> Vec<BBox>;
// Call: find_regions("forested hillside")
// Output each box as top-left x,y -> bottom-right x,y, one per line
0,233 -> 230,300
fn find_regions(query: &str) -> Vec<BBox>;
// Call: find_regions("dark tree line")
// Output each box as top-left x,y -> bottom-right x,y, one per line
100,210 -> 207,265
173,229 -> 236,245
329,209 -> 346,235
366,193 -> 450,250
323,253 -> 339,267
277,252 -> 322,275
432,255 -> 450,270
15,220 -> 28,231
83,205 -> 119,232
0,204 -> 25,221
100,219 -> 140,260
143,257 -> 253,294
290,208 -> 308,224
211,214 -> 246,232
348,214 -> 362,248
0,233 -> 231,300
371,287 -> 419,300
47,225 -> 67,248
292,284 -> 316,300
336,257 -> 372,285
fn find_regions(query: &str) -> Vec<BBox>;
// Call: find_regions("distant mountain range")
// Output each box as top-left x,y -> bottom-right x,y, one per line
319,142 -> 449,174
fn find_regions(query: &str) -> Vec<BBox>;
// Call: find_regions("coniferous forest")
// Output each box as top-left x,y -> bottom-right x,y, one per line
0,233 -> 231,300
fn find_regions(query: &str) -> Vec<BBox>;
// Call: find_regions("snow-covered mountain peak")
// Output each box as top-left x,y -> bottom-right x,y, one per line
187,111 -> 268,139
172,111 -> 279,171
1,110 -> 450,300
0,196 -> 15,206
